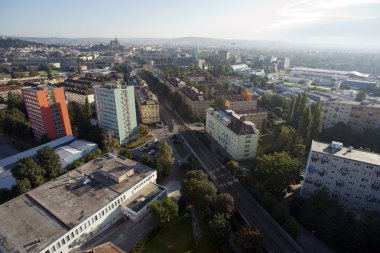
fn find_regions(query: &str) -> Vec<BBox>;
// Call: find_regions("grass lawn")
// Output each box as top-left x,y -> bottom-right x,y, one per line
143,212 -> 214,253
143,213 -> 194,253
174,142 -> 187,157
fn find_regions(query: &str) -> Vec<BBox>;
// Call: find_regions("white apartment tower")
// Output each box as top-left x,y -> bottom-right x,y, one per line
206,108 -> 259,160
301,141 -> 380,215
94,84 -> 138,145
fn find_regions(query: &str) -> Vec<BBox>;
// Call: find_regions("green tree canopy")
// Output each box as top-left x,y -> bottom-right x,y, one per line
156,140 -> 174,178
15,178 -> 31,194
235,226 -> 264,253
213,193 -> 235,219
149,198 -> 179,226
251,152 -> 303,194
102,130 -> 120,152
12,157 -> 45,188
36,146 -> 65,179
208,213 -> 231,245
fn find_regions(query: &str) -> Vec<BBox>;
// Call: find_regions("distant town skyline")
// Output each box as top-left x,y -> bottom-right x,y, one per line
1,0 -> 380,48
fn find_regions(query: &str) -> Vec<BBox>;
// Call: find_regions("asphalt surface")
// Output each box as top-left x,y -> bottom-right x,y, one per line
159,104 -> 303,253
144,74 -> 304,253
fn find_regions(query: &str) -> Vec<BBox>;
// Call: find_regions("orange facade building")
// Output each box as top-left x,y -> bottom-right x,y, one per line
22,86 -> 72,140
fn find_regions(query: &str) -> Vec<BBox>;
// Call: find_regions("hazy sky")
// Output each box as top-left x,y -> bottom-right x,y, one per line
1,0 -> 380,47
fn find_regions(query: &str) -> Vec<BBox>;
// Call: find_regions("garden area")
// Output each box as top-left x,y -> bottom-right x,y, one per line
139,212 -> 214,253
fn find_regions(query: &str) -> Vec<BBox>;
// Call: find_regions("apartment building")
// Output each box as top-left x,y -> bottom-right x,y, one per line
206,108 -> 260,160
0,154 -> 167,253
224,94 -> 257,111
135,79 -> 160,124
223,92 -> 267,131
321,99 -> 380,132
165,77 -> 186,93
94,84 -> 137,145
237,108 -> 268,131
21,85 -> 72,140
179,86 -> 210,117
62,78 -> 99,104
300,141 -> 380,214
0,85 -> 22,101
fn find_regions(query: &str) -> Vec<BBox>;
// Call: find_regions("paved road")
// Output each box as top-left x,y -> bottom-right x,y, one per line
160,106 -> 303,253
144,74 -> 303,253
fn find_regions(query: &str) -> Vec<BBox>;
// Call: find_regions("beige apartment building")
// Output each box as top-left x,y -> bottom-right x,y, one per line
224,94 -> 258,111
237,108 -> 268,131
321,99 -> 380,132
179,86 -> 211,117
223,94 -> 268,130
135,80 -> 160,124
206,108 -> 260,160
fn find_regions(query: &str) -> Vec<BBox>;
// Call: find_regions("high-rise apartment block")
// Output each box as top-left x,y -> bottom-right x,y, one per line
300,141 -> 380,214
206,108 -> 260,160
22,86 -> 72,140
94,84 -> 137,145
321,99 -> 380,132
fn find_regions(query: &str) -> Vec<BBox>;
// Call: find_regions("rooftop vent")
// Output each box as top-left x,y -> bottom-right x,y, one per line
330,141 -> 343,151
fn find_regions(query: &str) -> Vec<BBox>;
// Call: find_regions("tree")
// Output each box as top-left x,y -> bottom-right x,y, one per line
102,130 -> 120,152
214,96 -> 226,109
139,154 -> 150,166
36,146 -> 64,179
214,193 -> 235,219
355,91 -> 366,101
261,191 -> 277,210
156,140 -> 174,178
138,124 -> 149,137
39,133 -> 51,144
149,198 -> 179,226
235,226 -> 264,253
6,92 -> 25,113
84,97 -> 92,118
12,157 -> 45,188
15,178 -> 31,194
180,170 -> 217,220
226,161 -> 239,176
119,148 -> 132,159
271,203 -> 290,224
283,217 -> 299,238
309,103 -> 322,141
288,93 -> 307,128
208,213 -> 231,245
251,152 -> 302,194
298,107 -> 312,143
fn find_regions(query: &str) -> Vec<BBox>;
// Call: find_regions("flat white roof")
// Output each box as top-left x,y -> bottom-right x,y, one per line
311,140 -> 380,166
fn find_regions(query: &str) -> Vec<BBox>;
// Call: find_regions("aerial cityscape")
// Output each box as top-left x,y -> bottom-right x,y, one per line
0,0 -> 380,253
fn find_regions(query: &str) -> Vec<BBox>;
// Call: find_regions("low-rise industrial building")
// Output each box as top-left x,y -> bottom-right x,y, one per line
0,154 -> 167,253
206,108 -> 260,160
301,141 -> 380,215
55,139 -> 98,168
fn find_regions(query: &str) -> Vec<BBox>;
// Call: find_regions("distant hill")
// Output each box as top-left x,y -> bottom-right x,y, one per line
0,38 -> 48,48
